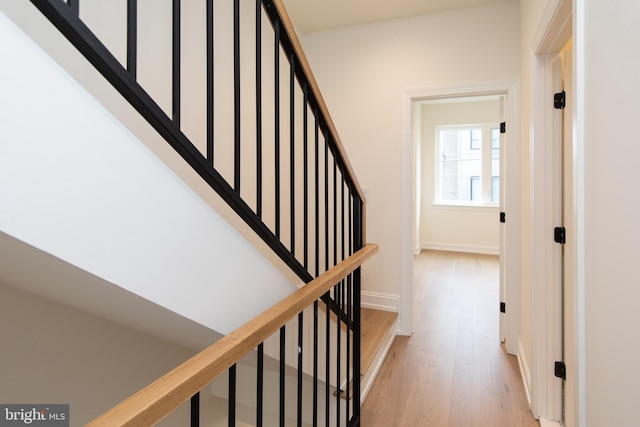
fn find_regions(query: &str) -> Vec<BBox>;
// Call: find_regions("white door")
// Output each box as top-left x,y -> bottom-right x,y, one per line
549,41 -> 573,424
549,49 -> 564,423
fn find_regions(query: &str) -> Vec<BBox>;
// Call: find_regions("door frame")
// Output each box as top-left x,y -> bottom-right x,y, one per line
529,0 -> 579,423
402,79 -> 520,353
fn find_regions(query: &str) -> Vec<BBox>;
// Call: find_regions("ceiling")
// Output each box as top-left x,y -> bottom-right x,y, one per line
281,0 -> 511,33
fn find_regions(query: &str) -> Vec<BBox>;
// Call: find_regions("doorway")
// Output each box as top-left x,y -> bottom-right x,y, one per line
402,80 -> 520,354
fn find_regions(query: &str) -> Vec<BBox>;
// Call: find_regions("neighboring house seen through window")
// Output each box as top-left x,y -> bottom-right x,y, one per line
435,124 -> 500,205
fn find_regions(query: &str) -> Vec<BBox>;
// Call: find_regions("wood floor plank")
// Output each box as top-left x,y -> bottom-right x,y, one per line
361,250 -> 539,426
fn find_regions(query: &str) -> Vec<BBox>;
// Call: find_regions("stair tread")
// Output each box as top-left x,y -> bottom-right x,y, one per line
361,308 -> 397,376
337,308 -> 397,400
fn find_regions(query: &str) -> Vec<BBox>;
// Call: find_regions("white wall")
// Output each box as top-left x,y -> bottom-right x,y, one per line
0,8 -> 296,338
520,1 -> 640,425
419,99 -> 500,254
518,0 -> 550,391
299,1 -> 520,332
580,0 -> 640,425
0,282 -> 194,426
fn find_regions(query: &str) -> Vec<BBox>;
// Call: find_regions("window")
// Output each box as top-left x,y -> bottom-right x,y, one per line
435,124 -> 500,205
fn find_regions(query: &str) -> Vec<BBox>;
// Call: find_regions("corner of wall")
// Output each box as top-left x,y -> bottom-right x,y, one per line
517,339 -> 533,408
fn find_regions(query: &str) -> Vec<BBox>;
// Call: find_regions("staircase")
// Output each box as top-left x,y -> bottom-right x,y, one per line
0,0 -> 379,425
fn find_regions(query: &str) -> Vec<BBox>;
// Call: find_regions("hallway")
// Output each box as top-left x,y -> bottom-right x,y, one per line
361,251 -> 538,426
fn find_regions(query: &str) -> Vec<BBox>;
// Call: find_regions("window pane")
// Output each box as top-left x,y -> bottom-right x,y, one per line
471,129 -> 482,150
471,176 -> 481,201
439,129 -> 481,202
492,176 -> 500,203
492,128 -> 500,149
440,129 -> 460,200
492,131 -> 500,203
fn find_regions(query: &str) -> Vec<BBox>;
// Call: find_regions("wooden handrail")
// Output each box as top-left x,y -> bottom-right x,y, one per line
87,244 -> 378,427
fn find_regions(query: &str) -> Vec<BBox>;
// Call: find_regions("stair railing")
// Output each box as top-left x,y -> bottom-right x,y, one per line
28,0 -> 372,425
86,244 -> 378,426
29,0 -> 365,283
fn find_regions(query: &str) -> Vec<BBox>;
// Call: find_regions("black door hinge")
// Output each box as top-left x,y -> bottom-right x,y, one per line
500,212 -> 506,223
555,361 -> 566,380
500,122 -> 506,134
554,91 -> 566,109
500,302 -> 506,313
554,226 -> 566,244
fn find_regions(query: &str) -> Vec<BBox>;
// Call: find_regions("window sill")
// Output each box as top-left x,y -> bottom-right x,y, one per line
432,202 -> 499,212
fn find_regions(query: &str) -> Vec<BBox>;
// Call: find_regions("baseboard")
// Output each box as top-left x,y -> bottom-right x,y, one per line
517,339 -> 533,407
419,242 -> 499,256
361,291 -> 399,312
539,418 -> 562,427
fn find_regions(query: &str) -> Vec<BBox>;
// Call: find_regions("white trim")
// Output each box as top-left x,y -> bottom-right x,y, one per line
532,0 -> 573,54
431,202 -> 500,212
574,2 -> 587,426
361,291 -> 399,313
518,339 -> 533,407
404,79 -> 521,355
419,242 -> 499,256
540,419 -> 563,427
529,0 -> 575,423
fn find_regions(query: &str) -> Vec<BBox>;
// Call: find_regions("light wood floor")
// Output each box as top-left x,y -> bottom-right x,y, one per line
361,250 -> 538,427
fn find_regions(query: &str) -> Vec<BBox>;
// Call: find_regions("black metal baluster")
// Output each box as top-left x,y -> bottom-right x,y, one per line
347,278 -> 352,419
313,300 -> 319,427
190,392 -> 199,427
347,191 -> 352,420
233,0 -> 241,192
313,111 -> 320,427
280,326 -> 286,427
324,131 -> 330,427
255,0 -> 262,216
257,343 -> 264,427
172,0 -> 181,127
206,0 -> 214,164
341,178 -> 347,426
303,86 -> 309,270
274,19 -> 281,238
126,0 -> 137,78
324,134 -> 329,274
314,112 -> 320,280
333,155 -> 340,427
290,54 -> 295,254
333,157 -> 337,270
353,198 -> 363,422
341,177 -> 346,264
229,364 -> 236,427
297,312 -> 304,427
325,295 -> 330,427
336,285 -> 341,426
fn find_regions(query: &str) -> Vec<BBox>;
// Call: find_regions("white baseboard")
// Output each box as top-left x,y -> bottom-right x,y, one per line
361,291 -> 399,312
419,242 -> 499,256
539,418 -> 562,427
517,339 -> 532,407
